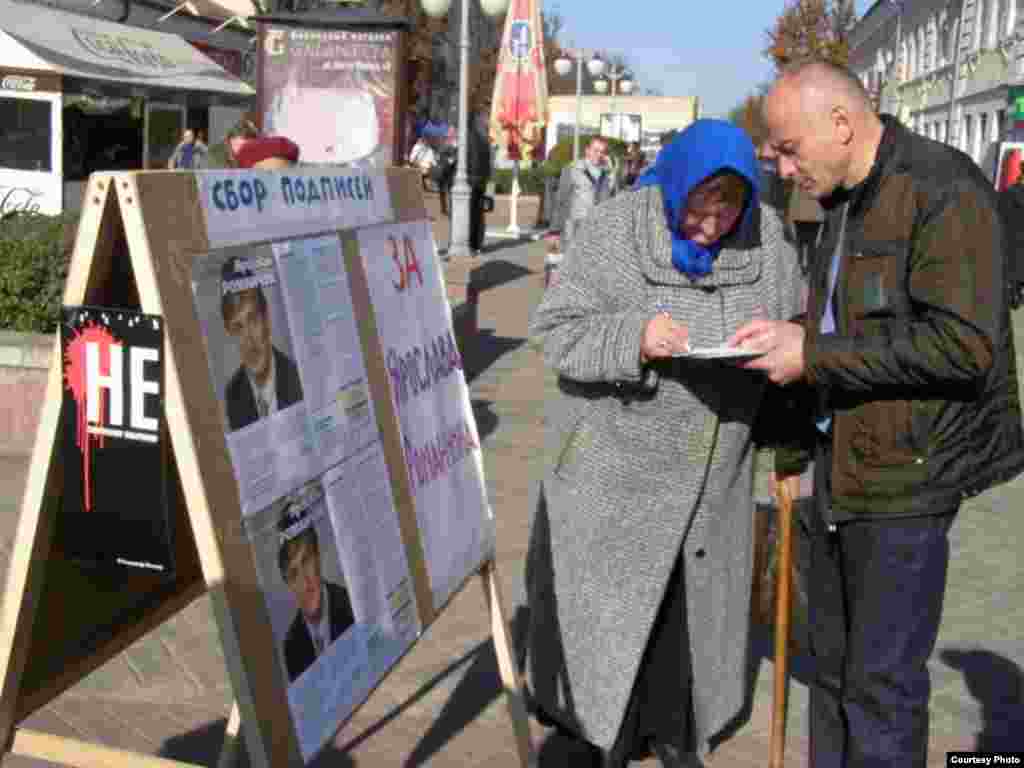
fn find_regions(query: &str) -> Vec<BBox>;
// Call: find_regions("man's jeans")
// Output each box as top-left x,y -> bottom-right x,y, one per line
809,440 -> 956,768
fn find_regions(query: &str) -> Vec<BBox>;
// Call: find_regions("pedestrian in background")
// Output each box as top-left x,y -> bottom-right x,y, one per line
466,111 -> 493,255
408,134 -> 438,190
621,140 -> 645,188
433,140 -> 457,216
232,135 -> 300,170
168,128 -> 207,170
733,58 -> 1024,768
997,172 -> 1024,308
207,118 -> 260,169
525,119 -> 804,767
545,135 -> 617,256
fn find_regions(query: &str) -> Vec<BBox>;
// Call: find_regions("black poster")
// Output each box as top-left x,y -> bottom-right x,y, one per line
60,307 -> 173,575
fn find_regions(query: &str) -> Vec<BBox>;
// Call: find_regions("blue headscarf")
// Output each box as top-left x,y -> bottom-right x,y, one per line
636,119 -> 760,278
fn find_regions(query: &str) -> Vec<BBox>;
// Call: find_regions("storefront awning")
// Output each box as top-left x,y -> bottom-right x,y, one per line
0,0 -> 254,97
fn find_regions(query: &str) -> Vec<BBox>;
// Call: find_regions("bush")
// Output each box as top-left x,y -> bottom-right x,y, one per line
492,166 -> 548,196
0,211 -> 75,333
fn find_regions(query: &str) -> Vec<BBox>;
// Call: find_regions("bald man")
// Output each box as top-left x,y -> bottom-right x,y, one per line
731,59 -> 1024,768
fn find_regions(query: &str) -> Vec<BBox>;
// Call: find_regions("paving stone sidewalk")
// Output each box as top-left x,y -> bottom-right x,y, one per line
1,238 -> 1022,766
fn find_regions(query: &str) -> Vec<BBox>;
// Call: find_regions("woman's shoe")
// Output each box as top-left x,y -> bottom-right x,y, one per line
650,742 -> 703,768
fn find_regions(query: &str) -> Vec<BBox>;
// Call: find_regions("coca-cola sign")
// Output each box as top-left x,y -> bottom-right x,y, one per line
72,29 -> 177,71
1,75 -> 36,92
0,186 -> 44,215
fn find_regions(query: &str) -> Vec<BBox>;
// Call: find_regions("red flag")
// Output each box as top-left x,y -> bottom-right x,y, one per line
489,0 -> 548,161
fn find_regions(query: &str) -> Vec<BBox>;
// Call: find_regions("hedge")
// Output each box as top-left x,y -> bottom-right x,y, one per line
0,211 -> 75,333
492,166 -> 547,195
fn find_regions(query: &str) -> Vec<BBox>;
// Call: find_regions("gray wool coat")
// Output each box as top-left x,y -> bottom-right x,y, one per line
553,159 -> 618,247
525,184 -> 803,756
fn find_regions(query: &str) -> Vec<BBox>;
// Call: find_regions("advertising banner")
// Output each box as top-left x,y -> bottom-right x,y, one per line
1009,85 -> 1024,125
259,24 -> 401,168
490,0 -> 549,160
59,306 -> 173,574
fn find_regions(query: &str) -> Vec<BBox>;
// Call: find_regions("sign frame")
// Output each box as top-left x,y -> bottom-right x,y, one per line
0,168 -> 534,768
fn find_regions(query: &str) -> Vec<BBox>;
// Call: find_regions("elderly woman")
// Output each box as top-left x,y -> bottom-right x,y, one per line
525,119 -> 804,767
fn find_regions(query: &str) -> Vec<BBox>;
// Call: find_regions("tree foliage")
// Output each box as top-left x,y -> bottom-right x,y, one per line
727,92 -> 769,148
383,0 -> 504,113
764,0 -> 855,71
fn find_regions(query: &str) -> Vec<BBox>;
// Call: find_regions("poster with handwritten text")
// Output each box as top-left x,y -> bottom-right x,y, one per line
356,220 -> 495,609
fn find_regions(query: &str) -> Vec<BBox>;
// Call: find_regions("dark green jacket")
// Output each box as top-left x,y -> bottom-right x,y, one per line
781,115 -> 1024,521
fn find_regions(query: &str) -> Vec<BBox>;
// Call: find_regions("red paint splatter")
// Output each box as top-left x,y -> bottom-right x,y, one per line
63,323 -> 118,512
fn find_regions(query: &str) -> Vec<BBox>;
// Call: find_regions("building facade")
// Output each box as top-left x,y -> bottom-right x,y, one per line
544,94 -> 700,156
850,0 -> 1024,180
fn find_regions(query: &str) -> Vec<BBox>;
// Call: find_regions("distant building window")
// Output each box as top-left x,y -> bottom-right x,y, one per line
918,27 -> 927,75
979,112 -> 989,161
0,97 -> 52,173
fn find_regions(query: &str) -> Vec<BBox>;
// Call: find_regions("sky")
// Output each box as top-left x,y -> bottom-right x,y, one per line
545,0 -> 874,118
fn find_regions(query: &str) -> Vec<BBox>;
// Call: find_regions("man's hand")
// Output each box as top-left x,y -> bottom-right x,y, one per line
641,312 -> 690,362
729,319 -> 806,385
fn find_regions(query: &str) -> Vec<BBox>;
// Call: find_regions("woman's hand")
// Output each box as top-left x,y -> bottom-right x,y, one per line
641,312 -> 690,362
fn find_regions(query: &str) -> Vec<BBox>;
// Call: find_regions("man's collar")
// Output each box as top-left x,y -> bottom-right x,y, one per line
822,115 -> 898,214
302,582 -> 331,648
246,348 -> 277,398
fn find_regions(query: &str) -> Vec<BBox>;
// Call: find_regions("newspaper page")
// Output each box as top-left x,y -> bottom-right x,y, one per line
192,244 -> 319,514
243,460 -> 417,761
271,234 -> 377,467
192,231 -> 420,762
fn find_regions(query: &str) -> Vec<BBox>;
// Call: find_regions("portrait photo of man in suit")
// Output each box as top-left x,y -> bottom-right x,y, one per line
220,258 -> 304,432
277,494 -> 356,683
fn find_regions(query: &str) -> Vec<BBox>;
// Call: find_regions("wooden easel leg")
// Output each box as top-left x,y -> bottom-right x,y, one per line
10,727 -> 206,767
215,701 -> 241,768
479,561 -> 536,768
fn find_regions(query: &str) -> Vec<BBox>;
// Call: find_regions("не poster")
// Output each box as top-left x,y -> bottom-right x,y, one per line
59,307 -> 173,574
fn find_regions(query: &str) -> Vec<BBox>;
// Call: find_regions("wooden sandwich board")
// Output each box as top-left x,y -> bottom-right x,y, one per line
0,167 -> 535,768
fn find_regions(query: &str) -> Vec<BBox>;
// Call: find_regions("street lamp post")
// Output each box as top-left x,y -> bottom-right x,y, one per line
422,0 -> 510,259
594,65 -> 633,141
554,49 -> 605,161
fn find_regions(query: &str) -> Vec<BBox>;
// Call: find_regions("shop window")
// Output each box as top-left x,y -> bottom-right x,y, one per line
0,97 -> 52,172
63,104 -> 143,182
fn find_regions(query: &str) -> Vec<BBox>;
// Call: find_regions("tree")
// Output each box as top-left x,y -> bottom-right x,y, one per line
728,92 -> 769,147
377,0 -> 503,114
764,0 -> 855,71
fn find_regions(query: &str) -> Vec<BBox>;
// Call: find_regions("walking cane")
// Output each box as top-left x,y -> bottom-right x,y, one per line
768,478 -> 795,768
